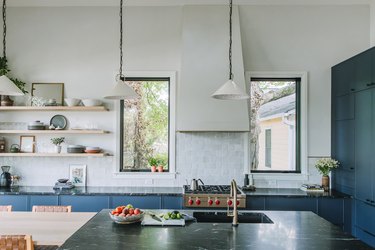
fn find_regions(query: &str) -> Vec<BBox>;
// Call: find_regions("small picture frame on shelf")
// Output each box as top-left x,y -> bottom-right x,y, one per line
69,164 -> 87,187
20,135 -> 35,153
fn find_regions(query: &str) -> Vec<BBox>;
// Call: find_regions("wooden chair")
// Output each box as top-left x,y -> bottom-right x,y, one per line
32,205 -> 72,213
0,235 -> 34,250
0,206 -> 12,212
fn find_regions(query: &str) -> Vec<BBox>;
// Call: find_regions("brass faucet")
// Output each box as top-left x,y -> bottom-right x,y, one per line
227,179 -> 239,227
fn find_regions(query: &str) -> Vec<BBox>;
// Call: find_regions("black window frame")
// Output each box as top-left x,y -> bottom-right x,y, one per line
251,77 -> 301,174
120,77 -> 171,172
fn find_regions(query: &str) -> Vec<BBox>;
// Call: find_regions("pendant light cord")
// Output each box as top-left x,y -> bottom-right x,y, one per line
2,0 -> 6,58
119,0 -> 124,80
229,0 -> 233,80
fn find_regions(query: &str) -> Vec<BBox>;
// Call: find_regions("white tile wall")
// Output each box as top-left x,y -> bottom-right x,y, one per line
4,132 -> 323,188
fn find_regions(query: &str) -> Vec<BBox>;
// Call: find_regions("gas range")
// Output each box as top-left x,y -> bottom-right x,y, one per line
183,185 -> 246,208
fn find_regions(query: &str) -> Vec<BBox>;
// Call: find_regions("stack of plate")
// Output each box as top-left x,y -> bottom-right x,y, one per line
85,147 -> 101,153
28,121 -> 46,130
67,145 -> 85,153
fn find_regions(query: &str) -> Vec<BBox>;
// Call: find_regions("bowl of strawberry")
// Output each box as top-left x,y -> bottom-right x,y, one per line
109,204 -> 144,224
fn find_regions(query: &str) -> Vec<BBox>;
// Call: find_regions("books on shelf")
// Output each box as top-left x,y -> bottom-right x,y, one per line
300,184 -> 324,192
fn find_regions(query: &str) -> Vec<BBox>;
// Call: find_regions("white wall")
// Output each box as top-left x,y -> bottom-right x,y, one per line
0,4 -> 371,187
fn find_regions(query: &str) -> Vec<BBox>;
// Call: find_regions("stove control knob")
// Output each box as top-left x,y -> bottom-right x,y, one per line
215,199 -> 220,205
208,199 -> 213,206
188,198 -> 194,205
236,200 -> 240,206
227,199 -> 233,206
196,199 -> 201,205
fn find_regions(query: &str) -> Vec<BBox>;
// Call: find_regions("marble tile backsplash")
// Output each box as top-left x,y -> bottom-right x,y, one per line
4,132 -> 322,188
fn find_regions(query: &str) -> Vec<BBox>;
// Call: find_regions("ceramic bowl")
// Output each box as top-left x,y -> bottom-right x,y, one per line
64,98 -> 81,107
85,146 -> 100,151
82,99 -> 102,107
109,211 -> 145,224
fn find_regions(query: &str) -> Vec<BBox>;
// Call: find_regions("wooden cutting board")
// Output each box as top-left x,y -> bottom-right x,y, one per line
141,214 -> 185,226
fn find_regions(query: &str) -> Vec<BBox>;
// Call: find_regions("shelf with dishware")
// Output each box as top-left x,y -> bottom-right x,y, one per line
0,130 -> 109,134
0,106 -> 108,111
0,153 -> 109,157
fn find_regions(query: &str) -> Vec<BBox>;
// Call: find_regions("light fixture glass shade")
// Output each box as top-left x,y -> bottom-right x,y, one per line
212,80 -> 250,100
104,79 -> 139,100
0,75 -> 24,96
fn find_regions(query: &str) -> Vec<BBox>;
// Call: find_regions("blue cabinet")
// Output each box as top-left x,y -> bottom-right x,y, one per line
60,195 -> 109,212
29,195 -> 58,210
111,196 -> 161,209
0,195 -> 28,211
318,198 -> 344,227
246,197 -> 265,210
354,51 -> 372,91
162,196 -> 182,209
332,60 -> 355,96
265,197 -> 317,212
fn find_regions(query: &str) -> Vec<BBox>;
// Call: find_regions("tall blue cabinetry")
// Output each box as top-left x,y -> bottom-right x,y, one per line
332,47 -> 375,247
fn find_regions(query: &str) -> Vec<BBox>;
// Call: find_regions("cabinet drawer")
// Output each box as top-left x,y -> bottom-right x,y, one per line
111,196 -> 161,209
60,195 -> 109,212
0,195 -> 28,211
318,198 -> 343,226
246,197 -> 265,210
265,197 -> 317,212
29,195 -> 58,211
162,196 -> 182,209
356,227 -> 375,248
356,200 -> 375,236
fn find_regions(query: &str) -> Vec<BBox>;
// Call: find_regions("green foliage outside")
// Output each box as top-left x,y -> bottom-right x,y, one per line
123,81 -> 169,170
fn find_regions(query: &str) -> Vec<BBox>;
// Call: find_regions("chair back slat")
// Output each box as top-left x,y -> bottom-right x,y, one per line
0,206 -> 12,212
0,235 -> 34,250
32,206 -> 71,213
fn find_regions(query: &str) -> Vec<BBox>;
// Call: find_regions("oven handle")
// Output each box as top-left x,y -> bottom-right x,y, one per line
198,179 -> 205,186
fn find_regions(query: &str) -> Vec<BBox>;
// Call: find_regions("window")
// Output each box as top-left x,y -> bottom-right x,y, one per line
265,129 -> 272,168
120,78 -> 170,172
250,78 -> 301,173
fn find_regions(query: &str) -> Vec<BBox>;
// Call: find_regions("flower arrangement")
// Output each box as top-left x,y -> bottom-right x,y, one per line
50,137 -> 65,146
315,158 -> 339,176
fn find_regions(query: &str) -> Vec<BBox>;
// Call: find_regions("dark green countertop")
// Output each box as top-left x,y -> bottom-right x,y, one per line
59,209 -> 371,250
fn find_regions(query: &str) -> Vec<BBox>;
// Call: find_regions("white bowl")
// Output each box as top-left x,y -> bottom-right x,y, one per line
82,99 -> 102,107
86,146 -> 100,150
64,98 -> 81,106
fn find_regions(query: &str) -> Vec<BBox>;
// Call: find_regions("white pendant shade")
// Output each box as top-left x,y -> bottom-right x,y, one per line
104,80 -> 139,100
0,75 -> 24,96
212,80 -> 250,100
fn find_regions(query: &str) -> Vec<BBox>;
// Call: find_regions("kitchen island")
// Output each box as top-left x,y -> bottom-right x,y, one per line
59,209 -> 371,250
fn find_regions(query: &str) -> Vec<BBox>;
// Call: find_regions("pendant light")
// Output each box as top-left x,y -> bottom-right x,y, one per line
212,0 -> 249,100
0,0 -> 23,96
104,0 -> 138,100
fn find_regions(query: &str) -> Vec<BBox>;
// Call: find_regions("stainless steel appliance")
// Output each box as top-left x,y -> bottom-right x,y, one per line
183,185 -> 246,208
189,178 -> 204,191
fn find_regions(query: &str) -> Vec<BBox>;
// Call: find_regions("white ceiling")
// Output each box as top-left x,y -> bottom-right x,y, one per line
7,0 -> 371,7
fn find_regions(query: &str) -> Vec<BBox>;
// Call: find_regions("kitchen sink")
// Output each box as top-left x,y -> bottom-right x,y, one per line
193,212 -> 273,224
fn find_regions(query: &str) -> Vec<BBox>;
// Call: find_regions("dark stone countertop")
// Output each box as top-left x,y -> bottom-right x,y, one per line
0,186 -> 182,196
59,209 -> 372,250
0,186 -> 351,199
243,188 -> 351,198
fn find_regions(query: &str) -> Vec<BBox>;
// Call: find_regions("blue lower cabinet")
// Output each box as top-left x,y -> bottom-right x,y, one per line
0,195 -> 28,211
356,200 -> 375,236
29,195 -> 58,211
317,198 -> 344,227
60,195 -> 109,212
111,196 -> 161,209
356,227 -> 375,248
246,197 -> 265,210
162,196 -> 183,209
265,197 -> 317,212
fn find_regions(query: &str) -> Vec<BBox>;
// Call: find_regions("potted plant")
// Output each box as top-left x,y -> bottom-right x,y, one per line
155,154 -> 168,173
148,157 -> 158,172
50,137 -> 65,153
315,158 -> 339,191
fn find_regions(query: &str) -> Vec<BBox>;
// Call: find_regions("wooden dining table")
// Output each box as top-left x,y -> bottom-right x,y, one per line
0,212 -> 96,246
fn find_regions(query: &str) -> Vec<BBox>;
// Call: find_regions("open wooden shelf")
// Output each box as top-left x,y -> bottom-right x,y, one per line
0,153 -> 109,157
0,130 -> 109,134
0,106 -> 108,111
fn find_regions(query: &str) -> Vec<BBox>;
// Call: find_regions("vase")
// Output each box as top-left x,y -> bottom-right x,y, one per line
55,145 -> 62,154
322,175 -> 330,191
157,166 -> 163,172
151,166 -> 157,172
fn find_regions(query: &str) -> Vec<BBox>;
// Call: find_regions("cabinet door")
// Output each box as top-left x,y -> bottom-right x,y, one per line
334,120 -> 355,171
0,195 -> 28,211
354,52 -> 372,91
246,197 -> 265,210
332,60 -> 355,96
356,200 -> 375,236
29,195 -> 58,211
265,197 -> 317,212
60,195 -> 109,212
162,196 -> 183,209
111,196 -> 161,209
335,94 -> 354,120
317,198 -> 344,227
355,90 -> 373,202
